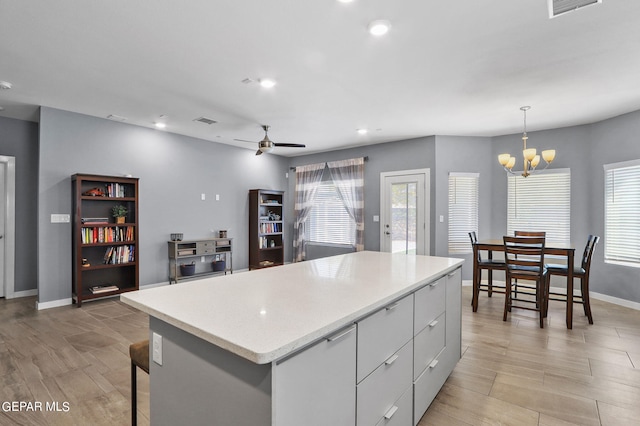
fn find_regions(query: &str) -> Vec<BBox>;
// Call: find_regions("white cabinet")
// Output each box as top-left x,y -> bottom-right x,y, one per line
413,267 -> 462,424
273,325 -> 356,426
357,294 -> 413,382
357,341 -> 413,426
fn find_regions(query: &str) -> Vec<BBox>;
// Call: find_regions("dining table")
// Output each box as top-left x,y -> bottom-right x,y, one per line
473,239 -> 576,329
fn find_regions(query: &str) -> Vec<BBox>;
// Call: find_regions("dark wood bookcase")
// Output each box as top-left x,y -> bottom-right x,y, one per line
249,189 -> 285,270
72,174 -> 139,306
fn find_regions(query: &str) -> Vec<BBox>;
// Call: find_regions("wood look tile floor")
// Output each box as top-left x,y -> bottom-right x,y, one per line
0,286 -> 638,425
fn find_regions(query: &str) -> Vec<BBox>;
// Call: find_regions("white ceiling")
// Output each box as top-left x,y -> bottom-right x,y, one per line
1,0 -> 639,156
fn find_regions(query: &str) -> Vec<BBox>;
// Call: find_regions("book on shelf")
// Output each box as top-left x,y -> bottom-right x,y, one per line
81,226 -> 134,244
89,284 -> 119,294
82,217 -> 109,224
105,183 -> 127,198
103,245 -> 135,264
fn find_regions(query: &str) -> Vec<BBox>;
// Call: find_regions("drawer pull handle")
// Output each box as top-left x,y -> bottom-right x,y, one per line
429,320 -> 439,328
326,326 -> 355,342
428,282 -> 438,288
385,354 -> 399,365
385,303 -> 399,311
447,271 -> 457,278
428,359 -> 439,369
384,405 -> 399,420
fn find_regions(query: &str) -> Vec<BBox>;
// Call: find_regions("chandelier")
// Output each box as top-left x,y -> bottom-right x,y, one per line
498,106 -> 556,177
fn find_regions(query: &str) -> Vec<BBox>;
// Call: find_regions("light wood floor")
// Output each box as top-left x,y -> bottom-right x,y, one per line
0,286 -> 639,425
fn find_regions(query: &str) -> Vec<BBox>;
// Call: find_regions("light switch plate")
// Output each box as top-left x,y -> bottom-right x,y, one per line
373,215 -> 380,222
51,214 -> 70,223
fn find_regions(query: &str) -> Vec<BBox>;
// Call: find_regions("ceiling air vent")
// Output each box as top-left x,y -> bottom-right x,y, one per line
548,0 -> 602,18
193,116 -> 217,125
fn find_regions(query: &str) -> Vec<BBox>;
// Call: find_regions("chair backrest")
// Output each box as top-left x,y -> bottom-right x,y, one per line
503,236 -> 546,276
581,235 -> 600,271
468,231 -> 480,261
514,230 -> 546,238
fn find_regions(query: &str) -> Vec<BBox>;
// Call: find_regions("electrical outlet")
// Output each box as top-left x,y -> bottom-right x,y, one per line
215,194 -> 220,201
201,193 -> 206,201
152,332 -> 163,365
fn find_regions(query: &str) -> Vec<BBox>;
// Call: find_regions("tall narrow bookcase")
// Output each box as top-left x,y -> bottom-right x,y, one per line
72,174 -> 139,306
249,189 -> 285,270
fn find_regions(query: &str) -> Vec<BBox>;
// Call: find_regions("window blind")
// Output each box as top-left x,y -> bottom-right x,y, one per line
307,181 -> 356,246
507,169 -> 571,246
604,159 -> 640,267
448,172 -> 479,254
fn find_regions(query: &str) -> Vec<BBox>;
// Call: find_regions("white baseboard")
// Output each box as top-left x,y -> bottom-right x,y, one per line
10,289 -> 38,299
36,298 -> 72,310
464,279 -> 640,312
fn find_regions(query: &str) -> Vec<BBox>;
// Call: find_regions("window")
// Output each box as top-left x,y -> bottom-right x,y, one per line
507,169 -> 571,246
604,159 -> 640,267
448,172 -> 479,254
306,181 -> 356,245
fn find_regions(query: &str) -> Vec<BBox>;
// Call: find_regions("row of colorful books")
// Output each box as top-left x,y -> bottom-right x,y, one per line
82,226 -> 134,244
104,245 -> 135,264
259,222 -> 282,233
105,183 -> 128,198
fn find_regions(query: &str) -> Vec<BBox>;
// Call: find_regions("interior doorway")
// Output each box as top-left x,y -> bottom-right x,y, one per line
0,156 -> 16,299
380,169 -> 430,255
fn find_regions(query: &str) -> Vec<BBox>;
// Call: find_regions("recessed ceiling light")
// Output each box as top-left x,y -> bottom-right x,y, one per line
259,78 -> 276,89
357,129 -> 368,135
368,20 -> 391,36
337,0 -> 354,3
0,81 -> 12,90
155,122 -> 166,129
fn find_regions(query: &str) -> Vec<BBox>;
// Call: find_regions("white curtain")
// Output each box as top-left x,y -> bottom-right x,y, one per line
327,157 -> 365,252
293,162 -> 325,262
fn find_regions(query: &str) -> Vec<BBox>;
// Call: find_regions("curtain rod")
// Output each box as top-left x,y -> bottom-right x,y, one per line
289,156 -> 368,171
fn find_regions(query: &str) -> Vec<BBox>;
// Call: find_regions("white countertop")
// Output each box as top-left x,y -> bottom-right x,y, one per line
121,251 -> 463,364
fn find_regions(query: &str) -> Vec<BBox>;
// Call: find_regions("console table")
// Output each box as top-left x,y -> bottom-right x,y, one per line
122,251 -> 463,425
167,238 -> 232,283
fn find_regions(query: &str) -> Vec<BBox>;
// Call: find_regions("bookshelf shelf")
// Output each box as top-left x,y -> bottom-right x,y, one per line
72,174 -> 139,306
249,189 -> 285,270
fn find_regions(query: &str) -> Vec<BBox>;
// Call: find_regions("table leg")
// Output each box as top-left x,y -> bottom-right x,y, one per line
566,250 -> 574,329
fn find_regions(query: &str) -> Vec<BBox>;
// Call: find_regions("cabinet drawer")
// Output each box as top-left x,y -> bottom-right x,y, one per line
413,313 -> 445,380
357,341 -> 413,426
357,295 -> 413,382
274,325 -> 356,426
413,352 -> 450,424
414,277 -> 446,335
196,241 -> 215,252
374,386 -> 413,426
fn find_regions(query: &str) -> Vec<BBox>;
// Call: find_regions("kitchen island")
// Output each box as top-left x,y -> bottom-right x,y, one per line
121,251 -> 463,426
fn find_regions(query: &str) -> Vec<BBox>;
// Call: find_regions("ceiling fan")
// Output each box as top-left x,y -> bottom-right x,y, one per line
234,125 -> 306,155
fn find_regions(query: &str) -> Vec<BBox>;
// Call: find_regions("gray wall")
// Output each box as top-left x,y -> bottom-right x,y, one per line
0,116 -> 39,292
37,107 -> 289,304
491,110 -> 640,303
21,106 -> 640,305
433,135 -> 495,279
287,136 -> 436,257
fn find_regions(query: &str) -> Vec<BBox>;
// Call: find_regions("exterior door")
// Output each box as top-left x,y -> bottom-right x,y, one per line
380,170 -> 429,255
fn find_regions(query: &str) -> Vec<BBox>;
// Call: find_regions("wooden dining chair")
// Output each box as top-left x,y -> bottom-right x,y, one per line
503,235 -> 548,328
545,235 -> 600,324
512,231 -> 546,296
469,232 -> 506,312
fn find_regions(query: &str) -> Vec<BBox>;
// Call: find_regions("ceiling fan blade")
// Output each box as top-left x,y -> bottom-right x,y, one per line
255,149 -> 263,156
274,143 -> 306,148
